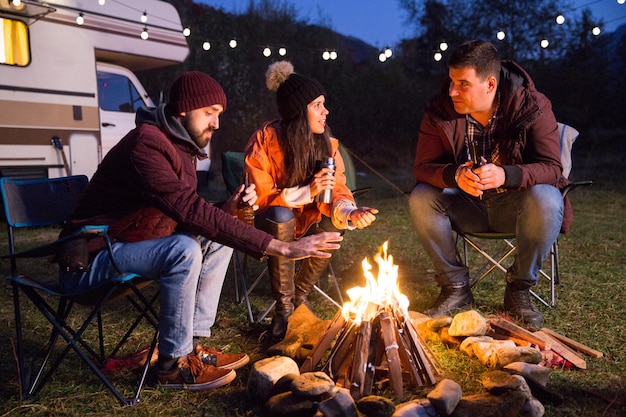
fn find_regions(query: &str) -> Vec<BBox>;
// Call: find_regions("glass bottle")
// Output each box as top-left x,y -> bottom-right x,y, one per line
237,172 -> 255,226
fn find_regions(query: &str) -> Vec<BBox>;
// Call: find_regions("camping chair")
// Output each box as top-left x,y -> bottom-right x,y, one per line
455,123 -> 593,307
0,175 -> 159,406
222,150 -> 359,323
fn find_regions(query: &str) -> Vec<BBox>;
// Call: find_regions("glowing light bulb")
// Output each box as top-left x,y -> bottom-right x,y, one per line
322,50 -> 330,60
439,42 -> 448,51
556,14 -> 565,25
434,52 -> 443,61
592,26 -> 601,36
262,47 -> 271,57
76,13 -> 84,25
141,27 -> 149,40
540,39 -> 549,48
497,30 -> 506,40
378,52 -> 387,62
141,12 -> 148,23
183,27 -> 191,37
330,51 -> 337,60
278,47 -> 287,56
229,39 -> 237,48
203,41 -> 211,51
98,0 -> 105,5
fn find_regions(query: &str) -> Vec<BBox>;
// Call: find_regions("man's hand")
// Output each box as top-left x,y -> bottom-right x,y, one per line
457,161 -> 506,197
265,232 -> 343,260
223,183 -> 259,215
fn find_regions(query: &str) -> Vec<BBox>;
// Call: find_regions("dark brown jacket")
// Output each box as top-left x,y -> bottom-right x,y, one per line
413,60 -> 573,232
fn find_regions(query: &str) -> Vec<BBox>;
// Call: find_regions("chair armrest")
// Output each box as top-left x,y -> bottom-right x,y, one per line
562,180 -> 593,199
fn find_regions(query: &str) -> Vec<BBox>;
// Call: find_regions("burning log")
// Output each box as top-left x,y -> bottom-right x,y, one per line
301,241 -> 440,400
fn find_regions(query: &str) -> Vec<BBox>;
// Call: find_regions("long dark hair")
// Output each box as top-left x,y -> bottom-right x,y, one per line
275,110 -> 332,188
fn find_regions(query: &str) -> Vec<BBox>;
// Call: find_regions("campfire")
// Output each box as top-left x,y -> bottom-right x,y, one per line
300,241 -> 439,399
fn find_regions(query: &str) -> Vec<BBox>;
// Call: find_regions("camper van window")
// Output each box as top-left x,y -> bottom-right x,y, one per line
97,71 -> 145,113
0,17 -> 30,67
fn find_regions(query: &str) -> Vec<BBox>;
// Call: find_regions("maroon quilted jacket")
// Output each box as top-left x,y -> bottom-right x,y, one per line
62,105 -> 272,260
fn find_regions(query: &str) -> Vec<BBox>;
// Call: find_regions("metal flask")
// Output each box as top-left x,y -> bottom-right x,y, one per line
316,157 -> 335,204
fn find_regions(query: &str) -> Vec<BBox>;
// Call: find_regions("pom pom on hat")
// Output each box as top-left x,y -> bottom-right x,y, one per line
265,61 -> 325,120
167,71 -> 227,114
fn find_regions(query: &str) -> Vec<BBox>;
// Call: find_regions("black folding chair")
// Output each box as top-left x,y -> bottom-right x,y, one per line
1,176 -> 159,406
221,151 -> 347,323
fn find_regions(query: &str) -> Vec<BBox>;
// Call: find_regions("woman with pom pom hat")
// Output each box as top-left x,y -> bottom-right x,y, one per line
244,61 -> 378,342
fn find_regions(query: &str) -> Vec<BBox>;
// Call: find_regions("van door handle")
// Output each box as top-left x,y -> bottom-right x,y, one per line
102,122 -> 116,127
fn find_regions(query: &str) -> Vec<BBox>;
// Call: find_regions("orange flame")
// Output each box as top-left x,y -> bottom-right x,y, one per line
342,241 -> 409,324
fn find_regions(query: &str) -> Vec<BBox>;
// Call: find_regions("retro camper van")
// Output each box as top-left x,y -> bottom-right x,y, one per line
0,0 -> 189,180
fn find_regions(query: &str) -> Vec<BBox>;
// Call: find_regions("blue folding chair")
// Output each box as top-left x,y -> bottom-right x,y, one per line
1,176 -> 159,406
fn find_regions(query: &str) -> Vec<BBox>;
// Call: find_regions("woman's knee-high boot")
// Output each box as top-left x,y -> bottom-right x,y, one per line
293,256 -> 331,308
267,218 -> 296,341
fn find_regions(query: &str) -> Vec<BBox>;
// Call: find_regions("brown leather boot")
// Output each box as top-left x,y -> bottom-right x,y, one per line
293,256 -> 331,308
267,218 -> 296,341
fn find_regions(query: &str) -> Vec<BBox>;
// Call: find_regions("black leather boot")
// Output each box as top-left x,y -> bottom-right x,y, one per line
293,256 -> 331,308
267,218 -> 296,342
503,280 -> 543,328
423,281 -> 474,317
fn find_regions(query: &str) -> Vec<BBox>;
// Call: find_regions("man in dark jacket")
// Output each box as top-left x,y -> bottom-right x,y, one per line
61,71 -> 342,390
409,40 -> 570,328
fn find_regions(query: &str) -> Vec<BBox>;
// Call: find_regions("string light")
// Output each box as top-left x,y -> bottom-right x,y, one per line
434,52 -> 443,61
540,38 -> 549,48
141,26 -> 149,40
496,30 -> 506,40
555,14 -> 565,25
141,12 -> 148,24
183,27 -> 191,37
203,41 -> 211,51
262,47 -> 271,57
98,0 -> 105,5
439,42 -> 448,51
278,47 -> 287,56
229,39 -> 238,48
11,0 -> 21,5
592,26 -> 601,35
76,12 -> 84,25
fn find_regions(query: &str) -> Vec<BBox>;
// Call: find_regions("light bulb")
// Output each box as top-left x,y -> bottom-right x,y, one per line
263,47 -> 271,57
497,30 -> 506,40
203,41 -> 211,51
141,27 -> 149,40
592,26 -> 601,36
76,13 -> 84,25
322,50 -> 330,60
183,27 -> 191,37
556,14 -> 565,25
330,51 -> 337,60
141,12 -> 148,23
229,39 -> 237,48
540,39 -> 549,48
378,52 -> 387,63
278,47 -> 287,56
434,52 -> 443,61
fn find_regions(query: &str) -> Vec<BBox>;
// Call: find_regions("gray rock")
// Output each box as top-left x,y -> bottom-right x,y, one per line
317,387 -> 359,417
449,392 -> 527,417
481,370 -> 523,394
266,391 -> 317,417
356,395 -> 396,417
246,355 -> 300,402
392,399 -> 438,417
448,310 -> 487,337
504,362 -> 552,387
427,378 -> 462,416
292,371 -> 336,397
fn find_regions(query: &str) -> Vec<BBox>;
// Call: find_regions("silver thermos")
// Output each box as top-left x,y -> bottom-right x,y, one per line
316,157 -> 335,203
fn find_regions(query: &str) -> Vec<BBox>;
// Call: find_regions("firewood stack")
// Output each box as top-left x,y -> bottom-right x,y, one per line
300,242 -> 440,400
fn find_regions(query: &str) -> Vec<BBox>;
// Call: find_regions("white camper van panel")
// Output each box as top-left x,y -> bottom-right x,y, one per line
0,0 -> 189,180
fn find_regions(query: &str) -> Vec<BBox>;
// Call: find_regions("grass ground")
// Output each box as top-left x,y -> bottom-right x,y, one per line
0,131 -> 624,416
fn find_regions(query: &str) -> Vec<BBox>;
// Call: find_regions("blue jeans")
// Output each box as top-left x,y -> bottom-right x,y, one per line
63,233 -> 233,359
408,183 -> 563,288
